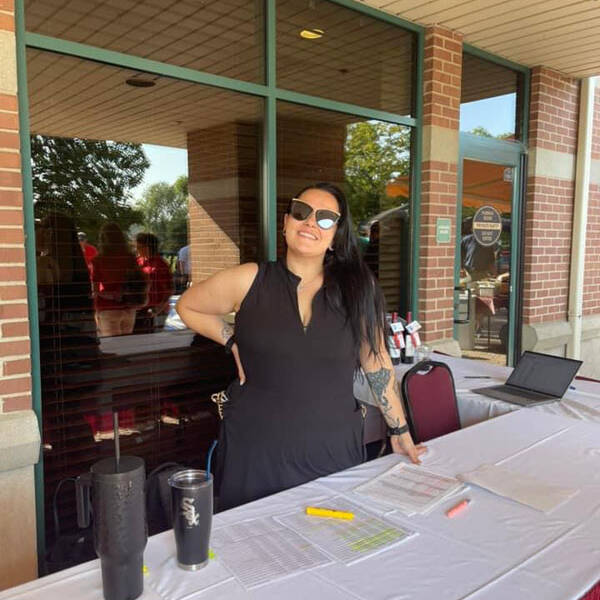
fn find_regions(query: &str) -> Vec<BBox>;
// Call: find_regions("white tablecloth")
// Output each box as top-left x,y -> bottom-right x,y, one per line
357,353 -> 600,435
3,410 -> 600,600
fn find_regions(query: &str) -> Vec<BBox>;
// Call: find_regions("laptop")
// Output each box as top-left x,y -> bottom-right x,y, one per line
472,351 -> 582,407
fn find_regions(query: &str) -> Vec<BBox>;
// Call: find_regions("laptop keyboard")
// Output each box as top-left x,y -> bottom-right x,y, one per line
486,386 -> 556,402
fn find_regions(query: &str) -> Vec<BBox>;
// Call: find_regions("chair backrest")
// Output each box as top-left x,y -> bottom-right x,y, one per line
401,360 -> 460,444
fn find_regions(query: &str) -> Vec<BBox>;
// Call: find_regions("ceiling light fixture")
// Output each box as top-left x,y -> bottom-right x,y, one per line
300,28 -> 324,39
125,77 -> 156,88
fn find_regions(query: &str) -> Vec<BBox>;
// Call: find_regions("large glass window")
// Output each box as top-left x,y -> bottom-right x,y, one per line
23,0 -> 419,572
460,53 -> 523,140
277,101 -> 412,315
25,0 -> 265,83
276,0 -> 415,116
28,49 -> 263,560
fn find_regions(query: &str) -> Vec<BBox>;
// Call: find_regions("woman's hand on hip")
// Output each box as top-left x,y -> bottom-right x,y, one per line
231,343 -> 246,385
390,432 -> 427,464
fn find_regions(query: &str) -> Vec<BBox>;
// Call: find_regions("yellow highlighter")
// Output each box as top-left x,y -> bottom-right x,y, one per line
306,506 -> 354,520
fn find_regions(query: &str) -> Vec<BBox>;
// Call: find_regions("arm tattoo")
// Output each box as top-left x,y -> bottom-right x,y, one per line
221,322 -> 234,344
365,367 -> 401,428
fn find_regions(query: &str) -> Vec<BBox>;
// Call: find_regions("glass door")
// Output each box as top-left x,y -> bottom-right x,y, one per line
454,134 -> 524,366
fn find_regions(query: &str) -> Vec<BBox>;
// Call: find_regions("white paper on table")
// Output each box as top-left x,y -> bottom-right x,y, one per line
354,462 -> 465,515
457,463 -> 579,513
211,516 -> 331,590
275,498 -> 414,565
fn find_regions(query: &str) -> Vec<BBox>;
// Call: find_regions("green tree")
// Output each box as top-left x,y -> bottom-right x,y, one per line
344,121 -> 411,226
468,126 -> 494,138
31,135 -> 148,241
468,126 -> 513,140
136,175 -> 188,253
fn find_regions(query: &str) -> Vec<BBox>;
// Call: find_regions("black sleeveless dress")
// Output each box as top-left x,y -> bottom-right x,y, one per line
216,260 -> 364,511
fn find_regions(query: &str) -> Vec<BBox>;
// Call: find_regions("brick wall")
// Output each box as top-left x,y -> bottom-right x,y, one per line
583,87 -> 600,316
187,121 -> 260,282
523,67 -> 579,325
418,26 -> 462,343
0,0 -> 32,413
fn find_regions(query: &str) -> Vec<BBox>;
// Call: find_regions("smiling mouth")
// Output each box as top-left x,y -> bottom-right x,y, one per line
298,231 -> 318,241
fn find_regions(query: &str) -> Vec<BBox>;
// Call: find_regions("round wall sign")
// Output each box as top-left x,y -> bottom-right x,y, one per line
472,205 -> 502,247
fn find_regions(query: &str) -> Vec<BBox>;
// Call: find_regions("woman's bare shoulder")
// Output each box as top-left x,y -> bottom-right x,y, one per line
197,262 -> 259,306
227,262 -> 259,302
232,261 -> 260,277
218,262 -> 259,287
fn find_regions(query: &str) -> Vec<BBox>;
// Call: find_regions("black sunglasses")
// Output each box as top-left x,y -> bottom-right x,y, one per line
289,199 -> 341,230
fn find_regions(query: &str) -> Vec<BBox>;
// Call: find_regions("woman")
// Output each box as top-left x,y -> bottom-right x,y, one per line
36,211 -> 98,362
135,232 -> 173,333
177,183 -> 426,511
91,222 -> 146,337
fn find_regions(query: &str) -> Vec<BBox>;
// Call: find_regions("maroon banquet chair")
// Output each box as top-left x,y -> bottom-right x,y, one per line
401,360 -> 461,444
581,582 -> 600,600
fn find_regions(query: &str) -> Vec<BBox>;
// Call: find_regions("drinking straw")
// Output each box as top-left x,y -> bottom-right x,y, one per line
206,440 -> 218,480
113,411 -> 120,472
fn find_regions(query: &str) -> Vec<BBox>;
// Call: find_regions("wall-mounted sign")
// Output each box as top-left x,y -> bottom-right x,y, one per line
436,217 -> 451,244
472,205 -> 502,247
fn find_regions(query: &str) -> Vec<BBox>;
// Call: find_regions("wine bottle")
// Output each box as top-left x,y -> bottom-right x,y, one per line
389,312 -> 402,365
401,311 -> 415,364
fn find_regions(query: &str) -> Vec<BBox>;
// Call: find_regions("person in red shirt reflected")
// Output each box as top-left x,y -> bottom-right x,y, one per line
78,231 -> 98,267
135,233 -> 174,333
91,222 -> 144,337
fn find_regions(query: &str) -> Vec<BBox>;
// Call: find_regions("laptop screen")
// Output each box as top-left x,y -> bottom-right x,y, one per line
506,351 -> 582,397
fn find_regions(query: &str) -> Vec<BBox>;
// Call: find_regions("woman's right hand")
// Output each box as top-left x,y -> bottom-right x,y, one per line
231,343 -> 246,385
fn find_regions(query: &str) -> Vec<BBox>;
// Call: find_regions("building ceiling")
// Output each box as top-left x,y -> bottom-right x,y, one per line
25,0 -> 589,150
27,49 -> 372,149
27,49 -> 262,148
362,0 -> 600,78
25,0 -> 414,116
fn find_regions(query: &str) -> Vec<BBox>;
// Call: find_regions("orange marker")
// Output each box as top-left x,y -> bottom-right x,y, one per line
446,499 -> 471,518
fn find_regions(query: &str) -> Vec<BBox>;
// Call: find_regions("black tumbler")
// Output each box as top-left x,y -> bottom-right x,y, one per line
168,469 -> 213,570
76,456 -> 147,600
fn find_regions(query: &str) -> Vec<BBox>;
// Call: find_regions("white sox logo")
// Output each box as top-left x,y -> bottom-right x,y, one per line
181,497 -> 200,526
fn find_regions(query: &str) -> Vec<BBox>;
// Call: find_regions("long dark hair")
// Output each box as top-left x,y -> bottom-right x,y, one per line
289,182 -> 386,359
136,232 -> 160,256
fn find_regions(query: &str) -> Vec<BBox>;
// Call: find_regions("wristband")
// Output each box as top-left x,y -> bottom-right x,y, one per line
224,336 -> 235,354
387,424 -> 409,437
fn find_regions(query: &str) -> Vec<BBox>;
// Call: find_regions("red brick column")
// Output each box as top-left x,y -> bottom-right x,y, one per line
0,2 -> 40,590
187,121 -> 266,282
418,26 -> 462,349
523,68 -> 579,326
0,0 -> 32,413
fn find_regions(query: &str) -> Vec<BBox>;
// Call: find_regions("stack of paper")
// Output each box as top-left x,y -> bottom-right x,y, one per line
457,463 -> 579,513
354,463 -> 465,515
276,498 -> 414,565
211,516 -> 332,589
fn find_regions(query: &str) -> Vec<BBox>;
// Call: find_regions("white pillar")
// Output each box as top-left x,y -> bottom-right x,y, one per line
567,77 -> 596,359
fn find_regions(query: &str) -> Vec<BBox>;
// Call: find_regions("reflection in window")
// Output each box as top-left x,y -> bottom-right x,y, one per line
460,53 -> 523,140
276,102 -> 412,315
25,0 -> 265,83
457,160 -> 513,361
277,0 -> 415,116
28,49 -> 262,565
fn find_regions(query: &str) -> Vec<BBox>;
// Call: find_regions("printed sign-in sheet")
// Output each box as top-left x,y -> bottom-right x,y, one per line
354,463 -> 464,514
276,499 -> 414,565
211,516 -> 331,590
